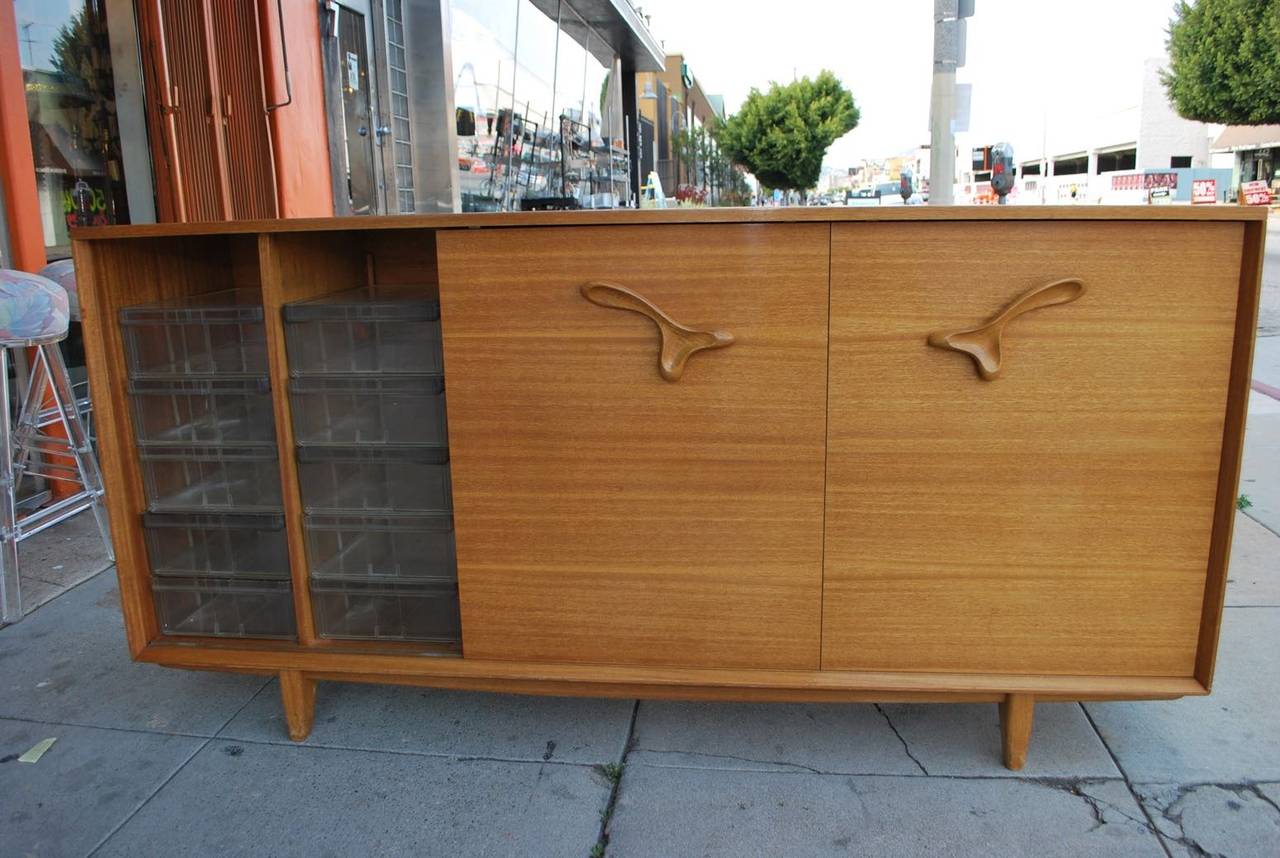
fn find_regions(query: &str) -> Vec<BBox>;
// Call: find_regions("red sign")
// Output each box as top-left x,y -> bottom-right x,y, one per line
1242,180 -> 1272,206
1192,179 -> 1217,204
1110,172 -> 1179,192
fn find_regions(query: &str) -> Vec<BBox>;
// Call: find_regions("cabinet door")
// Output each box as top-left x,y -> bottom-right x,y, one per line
824,220 -> 1244,676
436,224 -> 829,669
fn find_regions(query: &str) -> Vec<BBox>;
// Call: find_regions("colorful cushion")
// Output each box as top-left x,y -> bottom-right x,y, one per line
0,269 -> 70,345
39,258 -> 80,321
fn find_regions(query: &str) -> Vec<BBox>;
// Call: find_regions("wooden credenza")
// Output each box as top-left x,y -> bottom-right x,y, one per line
73,207 -> 1265,769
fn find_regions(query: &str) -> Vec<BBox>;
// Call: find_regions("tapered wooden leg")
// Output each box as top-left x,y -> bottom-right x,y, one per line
1000,693 -> 1035,771
279,670 -> 316,742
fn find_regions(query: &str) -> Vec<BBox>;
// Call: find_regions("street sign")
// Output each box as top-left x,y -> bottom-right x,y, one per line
1242,180 -> 1272,206
1192,179 -> 1217,205
934,17 -> 967,67
1149,187 -> 1172,205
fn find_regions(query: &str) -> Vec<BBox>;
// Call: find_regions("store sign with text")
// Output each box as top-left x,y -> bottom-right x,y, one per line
1191,179 -> 1217,204
1241,180 -> 1272,206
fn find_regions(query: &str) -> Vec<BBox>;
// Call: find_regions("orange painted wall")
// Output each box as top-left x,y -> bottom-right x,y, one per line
258,0 -> 334,217
0,2 -> 46,270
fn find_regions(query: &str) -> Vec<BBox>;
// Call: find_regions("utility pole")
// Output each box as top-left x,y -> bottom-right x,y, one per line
929,0 -> 974,205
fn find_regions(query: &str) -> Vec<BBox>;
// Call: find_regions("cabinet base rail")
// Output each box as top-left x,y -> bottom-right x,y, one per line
141,642 -> 1199,771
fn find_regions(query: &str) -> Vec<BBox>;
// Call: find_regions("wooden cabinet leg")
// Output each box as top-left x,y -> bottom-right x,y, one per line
279,670 -> 317,742
999,693 -> 1035,771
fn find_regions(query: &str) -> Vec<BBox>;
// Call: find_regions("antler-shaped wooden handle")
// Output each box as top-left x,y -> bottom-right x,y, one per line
581,281 -> 734,382
927,278 -> 1085,380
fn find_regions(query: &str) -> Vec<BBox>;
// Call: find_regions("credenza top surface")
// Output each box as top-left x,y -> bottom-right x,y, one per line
71,204 -> 1267,242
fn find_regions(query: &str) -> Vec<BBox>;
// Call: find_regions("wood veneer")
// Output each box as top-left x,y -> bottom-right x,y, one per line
72,207 -> 1266,769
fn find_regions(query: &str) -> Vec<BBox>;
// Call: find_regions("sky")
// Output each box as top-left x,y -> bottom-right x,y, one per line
635,0 -> 1180,169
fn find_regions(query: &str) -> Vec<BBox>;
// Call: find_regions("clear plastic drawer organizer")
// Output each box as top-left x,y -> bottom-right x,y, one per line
296,445 -> 451,514
121,289 -> 268,377
310,579 -> 460,642
121,291 -> 293,640
304,513 -> 455,581
153,577 -> 295,639
144,512 -> 289,579
284,287 -> 460,644
130,377 -> 275,446
290,376 -> 447,447
283,287 -> 443,376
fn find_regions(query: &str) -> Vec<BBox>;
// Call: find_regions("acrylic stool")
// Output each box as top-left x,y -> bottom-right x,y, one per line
0,269 -> 113,624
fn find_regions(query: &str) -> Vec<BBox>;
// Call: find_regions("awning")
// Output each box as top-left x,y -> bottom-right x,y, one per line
529,0 -> 665,72
1212,125 -> 1280,152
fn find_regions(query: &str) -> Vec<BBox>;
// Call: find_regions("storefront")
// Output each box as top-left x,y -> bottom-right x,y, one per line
1212,125 -> 1280,195
0,0 -> 663,262
2,0 -> 147,267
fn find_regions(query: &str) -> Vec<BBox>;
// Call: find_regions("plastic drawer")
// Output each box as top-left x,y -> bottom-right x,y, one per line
121,289 -> 267,377
144,512 -> 289,579
296,446 -> 451,514
283,287 -> 442,376
304,513 -> 455,581
153,576 -> 295,639
129,377 -> 275,446
290,376 -> 447,446
140,445 -> 282,512
310,579 -> 460,642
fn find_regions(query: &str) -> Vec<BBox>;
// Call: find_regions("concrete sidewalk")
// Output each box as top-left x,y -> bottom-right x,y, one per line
1,504 -> 1277,857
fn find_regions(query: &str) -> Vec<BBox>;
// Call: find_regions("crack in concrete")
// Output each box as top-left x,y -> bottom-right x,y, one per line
630,747 -> 827,775
591,699 -> 640,857
1026,777 -> 1154,834
1136,782 -> 1280,858
872,704 -> 929,776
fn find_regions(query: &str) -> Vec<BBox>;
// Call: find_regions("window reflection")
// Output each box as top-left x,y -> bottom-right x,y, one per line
16,0 -> 129,257
449,0 -> 624,211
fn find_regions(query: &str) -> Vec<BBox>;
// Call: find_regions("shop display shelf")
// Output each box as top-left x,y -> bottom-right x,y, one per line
310,578 -> 460,643
153,576 -> 296,639
143,512 -> 290,579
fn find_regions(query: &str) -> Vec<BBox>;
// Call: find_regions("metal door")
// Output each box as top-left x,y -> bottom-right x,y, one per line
326,0 -> 388,214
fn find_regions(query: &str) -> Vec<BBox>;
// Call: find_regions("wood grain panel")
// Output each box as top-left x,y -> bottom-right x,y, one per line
437,224 -> 829,669
1195,218 -> 1266,688
823,220 -> 1244,676
137,638 -> 1205,700
258,233 -> 366,644
71,204 -> 1268,243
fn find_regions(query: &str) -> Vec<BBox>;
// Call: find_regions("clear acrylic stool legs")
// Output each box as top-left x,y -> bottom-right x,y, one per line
0,343 -> 114,624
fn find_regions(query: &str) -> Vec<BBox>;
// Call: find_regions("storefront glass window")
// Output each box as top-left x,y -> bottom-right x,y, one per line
15,0 -> 129,258
450,0 -> 517,211
448,0 -> 621,211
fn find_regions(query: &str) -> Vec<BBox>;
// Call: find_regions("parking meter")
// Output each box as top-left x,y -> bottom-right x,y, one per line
900,169 -> 914,202
990,142 -> 1014,204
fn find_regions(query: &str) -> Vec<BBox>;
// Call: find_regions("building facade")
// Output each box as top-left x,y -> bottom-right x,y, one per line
1,0 -> 664,271
955,58 -> 1227,205
634,54 -> 725,199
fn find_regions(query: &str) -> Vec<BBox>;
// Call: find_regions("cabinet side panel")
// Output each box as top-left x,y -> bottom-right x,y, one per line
1195,219 -> 1265,688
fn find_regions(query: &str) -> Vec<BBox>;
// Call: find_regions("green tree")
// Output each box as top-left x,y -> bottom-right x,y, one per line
1163,0 -> 1280,124
716,71 -> 858,195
